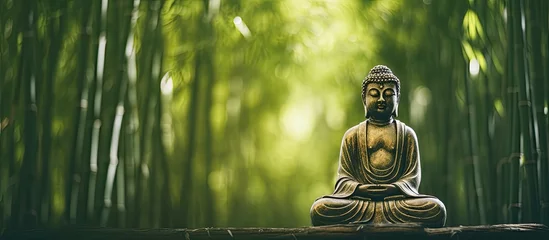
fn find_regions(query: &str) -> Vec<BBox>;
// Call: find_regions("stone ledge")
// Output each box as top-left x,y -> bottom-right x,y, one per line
1,223 -> 548,240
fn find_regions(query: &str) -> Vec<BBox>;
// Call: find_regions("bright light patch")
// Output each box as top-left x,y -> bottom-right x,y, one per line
160,72 -> 173,95
494,99 -> 505,117
325,99 -> 346,130
469,58 -> 480,76
281,102 -> 316,141
409,86 -> 432,125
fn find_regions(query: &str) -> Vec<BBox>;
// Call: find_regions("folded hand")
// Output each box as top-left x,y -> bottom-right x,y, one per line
356,184 -> 399,200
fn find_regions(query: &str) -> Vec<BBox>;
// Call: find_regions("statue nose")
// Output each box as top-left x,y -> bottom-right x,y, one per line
378,96 -> 385,102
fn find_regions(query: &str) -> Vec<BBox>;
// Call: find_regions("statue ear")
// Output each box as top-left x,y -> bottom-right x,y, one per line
392,103 -> 399,117
362,97 -> 369,118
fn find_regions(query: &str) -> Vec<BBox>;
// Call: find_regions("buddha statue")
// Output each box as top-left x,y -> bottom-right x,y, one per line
310,65 -> 446,227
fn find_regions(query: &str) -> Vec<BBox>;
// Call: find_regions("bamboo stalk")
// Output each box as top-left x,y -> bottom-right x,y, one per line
179,0 -> 219,225
100,90 -> 127,227
124,0 -> 142,226
158,74 -> 173,227
7,17 -> 25,230
0,0 -> 4,168
146,40 -> 166,228
66,0 -> 93,224
464,59 -> 487,224
0,0 -> 4,224
16,0 -> 39,228
500,0 -> 512,223
201,0 -> 220,227
116,0 -> 140,227
117,129 -> 126,228
513,0 -> 541,222
88,0 -> 110,222
442,41 -> 456,217
1,0 -> 23,228
540,0 -> 549,225
474,0 -> 499,223
0,1 -> 4,225
525,0 -> 549,225
39,0 -> 67,225
505,0 -> 522,224
151,116 -> 160,228
180,48 -> 201,228
203,54 -> 215,226
150,29 -> 165,228
100,0 -> 136,226
508,91 -> 521,224
135,0 -> 162,227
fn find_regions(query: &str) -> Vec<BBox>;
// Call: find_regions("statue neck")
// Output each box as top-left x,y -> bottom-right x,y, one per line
368,117 -> 394,126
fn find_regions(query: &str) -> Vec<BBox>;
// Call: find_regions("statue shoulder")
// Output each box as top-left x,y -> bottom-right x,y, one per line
341,122 -> 364,143
396,120 -> 419,142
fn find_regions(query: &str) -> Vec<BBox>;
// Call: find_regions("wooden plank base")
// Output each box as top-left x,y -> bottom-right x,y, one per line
1,223 -> 548,240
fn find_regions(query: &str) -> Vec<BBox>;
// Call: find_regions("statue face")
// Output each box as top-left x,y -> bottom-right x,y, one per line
364,82 -> 398,120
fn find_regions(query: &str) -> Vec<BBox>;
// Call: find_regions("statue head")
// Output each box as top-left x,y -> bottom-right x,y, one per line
361,65 -> 400,120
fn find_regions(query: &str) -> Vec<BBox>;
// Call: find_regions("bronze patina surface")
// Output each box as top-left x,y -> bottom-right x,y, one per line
310,65 -> 447,227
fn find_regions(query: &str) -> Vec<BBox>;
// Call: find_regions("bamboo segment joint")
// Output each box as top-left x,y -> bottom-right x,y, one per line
509,203 -> 522,209
518,101 -> 531,107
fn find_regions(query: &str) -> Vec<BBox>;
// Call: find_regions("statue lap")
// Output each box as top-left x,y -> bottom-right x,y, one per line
311,196 -> 445,226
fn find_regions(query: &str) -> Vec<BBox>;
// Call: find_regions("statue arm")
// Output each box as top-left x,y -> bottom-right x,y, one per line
330,126 -> 363,198
393,126 -> 422,196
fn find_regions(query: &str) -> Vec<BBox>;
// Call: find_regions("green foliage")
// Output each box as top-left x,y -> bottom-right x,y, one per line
0,0 -> 547,229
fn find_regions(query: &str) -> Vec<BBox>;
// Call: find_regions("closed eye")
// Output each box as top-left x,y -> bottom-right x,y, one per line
369,89 -> 379,97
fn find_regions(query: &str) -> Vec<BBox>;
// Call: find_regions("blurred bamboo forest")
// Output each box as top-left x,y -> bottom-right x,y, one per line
0,0 -> 548,230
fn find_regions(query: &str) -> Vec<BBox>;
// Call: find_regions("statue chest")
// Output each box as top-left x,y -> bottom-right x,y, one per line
366,124 -> 397,170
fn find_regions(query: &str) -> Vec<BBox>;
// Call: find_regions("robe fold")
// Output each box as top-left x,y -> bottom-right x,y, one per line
310,120 -> 446,226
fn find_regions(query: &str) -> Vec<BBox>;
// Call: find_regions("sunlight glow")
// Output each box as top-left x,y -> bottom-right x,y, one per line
469,58 -> 480,76
281,101 -> 316,141
409,86 -> 431,125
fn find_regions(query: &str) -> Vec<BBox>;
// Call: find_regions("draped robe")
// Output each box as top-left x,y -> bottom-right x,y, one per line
310,120 -> 446,227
